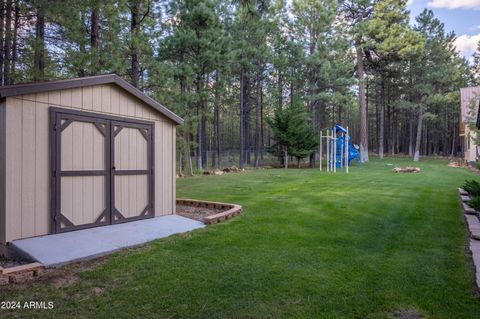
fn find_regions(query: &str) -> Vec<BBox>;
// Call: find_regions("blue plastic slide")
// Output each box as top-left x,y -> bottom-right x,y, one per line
332,125 -> 359,167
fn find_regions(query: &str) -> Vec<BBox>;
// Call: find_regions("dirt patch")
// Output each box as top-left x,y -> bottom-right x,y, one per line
176,204 -> 225,222
393,167 -> 421,173
92,287 -> 105,295
52,273 -> 80,288
2,255 -> 109,290
389,309 -> 423,319
448,161 -> 466,168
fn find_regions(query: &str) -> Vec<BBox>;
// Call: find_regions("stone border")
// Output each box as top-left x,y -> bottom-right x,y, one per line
458,188 -> 480,289
176,199 -> 242,225
0,262 -> 44,285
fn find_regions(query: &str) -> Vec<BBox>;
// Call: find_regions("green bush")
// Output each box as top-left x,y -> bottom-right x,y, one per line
476,163 -> 480,170
469,197 -> 480,211
463,179 -> 480,197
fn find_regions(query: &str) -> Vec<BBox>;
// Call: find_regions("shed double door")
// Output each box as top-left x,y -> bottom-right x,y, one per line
51,108 -> 154,234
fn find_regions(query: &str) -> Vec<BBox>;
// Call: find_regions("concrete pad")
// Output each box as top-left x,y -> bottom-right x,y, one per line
10,215 -> 204,267
465,215 -> 480,240
470,240 -> 480,288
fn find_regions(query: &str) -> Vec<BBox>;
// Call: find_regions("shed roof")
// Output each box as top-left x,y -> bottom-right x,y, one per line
460,86 -> 480,125
0,74 -> 183,125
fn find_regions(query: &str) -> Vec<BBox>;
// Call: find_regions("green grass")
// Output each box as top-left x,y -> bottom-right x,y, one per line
2,158 -> 480,318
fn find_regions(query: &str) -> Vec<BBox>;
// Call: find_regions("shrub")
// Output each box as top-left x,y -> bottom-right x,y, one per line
463,180 -> 480,197
476,163 -> 480,170
469,197 -> 480,211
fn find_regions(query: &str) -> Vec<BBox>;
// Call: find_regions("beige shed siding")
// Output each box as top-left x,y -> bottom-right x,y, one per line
59,120 -> 108,226
2,84 -> 176,243
113,126 -> 149,218
0,101 -> 6,244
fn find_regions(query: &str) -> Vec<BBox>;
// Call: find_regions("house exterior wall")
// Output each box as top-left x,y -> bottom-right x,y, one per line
460,87 -> 480,163
464,125 -> 477,163
0,84 -> 176,244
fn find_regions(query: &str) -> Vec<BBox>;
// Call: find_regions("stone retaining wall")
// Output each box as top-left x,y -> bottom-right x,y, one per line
176,199 -> 242,225
458,188 -> 480,290
0,262 -> 44,285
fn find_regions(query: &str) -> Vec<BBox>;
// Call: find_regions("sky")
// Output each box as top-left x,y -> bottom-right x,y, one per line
407,0 -> 480,61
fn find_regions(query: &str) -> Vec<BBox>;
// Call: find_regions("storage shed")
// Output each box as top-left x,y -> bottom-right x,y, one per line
0,74 -> 182,246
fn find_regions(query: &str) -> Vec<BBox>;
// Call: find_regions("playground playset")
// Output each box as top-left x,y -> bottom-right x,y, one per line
319,125 -> 359,173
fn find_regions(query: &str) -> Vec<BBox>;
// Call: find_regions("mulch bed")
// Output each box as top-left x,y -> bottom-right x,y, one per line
176,204 -> 226,222
0,256 -> 30,268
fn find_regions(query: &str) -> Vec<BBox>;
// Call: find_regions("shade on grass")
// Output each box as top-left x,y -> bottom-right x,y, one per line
2,158 -> 480,318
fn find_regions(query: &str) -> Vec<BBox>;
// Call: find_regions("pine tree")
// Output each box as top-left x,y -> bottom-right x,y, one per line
267,103 -> 318,168
473,40 -> 480,84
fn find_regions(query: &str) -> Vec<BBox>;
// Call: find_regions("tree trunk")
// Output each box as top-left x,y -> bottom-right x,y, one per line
130,1 -> 141,87
378,79 -> 385,159
254,66 -> 262,167
244,76 -> 251,166
200,113 -> 207,168
284,149 -> 288,169
32,2 -> 44,82
413,104 -> 424,162
239,71 -> 245,168
260,84 -> 264,160
196,120 -> 203,172
78,13 -> 87,77
195,74 -> 204,171
4,0 -> 11,84
450,114 -> 456,158
90,5 -> 100,75
356,47 -> 368,162
188,152 -> 193,176
278,72 -> 283,110
212,72 -> 220,169
9,0 -> 17,84
408,110 -> 413,156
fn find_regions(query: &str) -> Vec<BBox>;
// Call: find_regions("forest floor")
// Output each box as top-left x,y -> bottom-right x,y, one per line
2,158 -> 480,318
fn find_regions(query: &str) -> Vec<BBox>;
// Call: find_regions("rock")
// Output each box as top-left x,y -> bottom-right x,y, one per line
463,202 -> 477,215
203,171 -> 211,175
214,170 -> 224,175
176,172 -> 185,179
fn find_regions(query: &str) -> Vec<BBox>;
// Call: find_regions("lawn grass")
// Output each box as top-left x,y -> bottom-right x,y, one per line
2,157 -> 480,318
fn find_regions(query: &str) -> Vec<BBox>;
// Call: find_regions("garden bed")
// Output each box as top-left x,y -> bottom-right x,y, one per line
0,261 -> 44,285
176,199 -> 242,224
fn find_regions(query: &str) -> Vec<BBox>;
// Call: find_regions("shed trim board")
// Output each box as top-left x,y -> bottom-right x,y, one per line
0,74 -> 183,125
50,108 -> 155,234
0,75 -> 179,244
